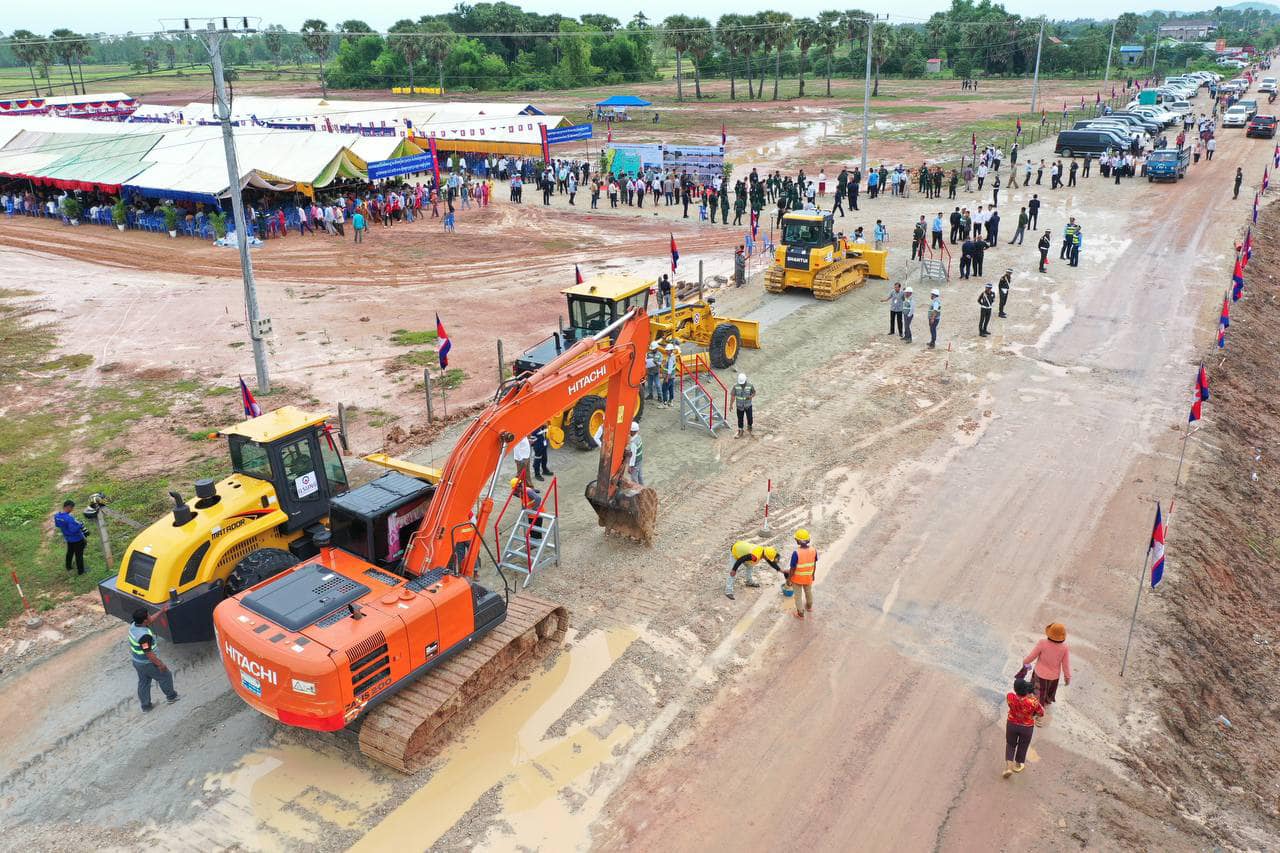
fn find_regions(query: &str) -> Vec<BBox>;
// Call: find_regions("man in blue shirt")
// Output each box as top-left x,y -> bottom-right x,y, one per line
54,499 -> 87,575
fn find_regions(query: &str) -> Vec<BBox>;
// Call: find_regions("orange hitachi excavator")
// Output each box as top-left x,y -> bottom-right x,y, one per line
211,309 -> 656,771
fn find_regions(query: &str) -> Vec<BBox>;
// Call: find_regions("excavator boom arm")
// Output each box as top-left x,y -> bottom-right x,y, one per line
403,310 -> 653,576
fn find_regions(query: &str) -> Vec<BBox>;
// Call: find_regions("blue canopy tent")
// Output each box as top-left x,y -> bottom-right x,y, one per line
595,95 -> 652,107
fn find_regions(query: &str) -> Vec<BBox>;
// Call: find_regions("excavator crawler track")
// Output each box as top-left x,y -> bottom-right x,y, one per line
357,594 -> 569,772
812,259 -> 870,301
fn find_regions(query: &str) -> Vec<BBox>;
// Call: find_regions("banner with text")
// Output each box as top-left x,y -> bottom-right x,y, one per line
367,152 -> 435,181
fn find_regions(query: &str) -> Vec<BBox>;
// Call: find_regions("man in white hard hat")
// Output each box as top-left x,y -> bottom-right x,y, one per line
902,286 -> 915,343
645,341 -> 661,401
928,288 -> 943,348
661,343 -> 680,406
626,421 -> 644,484
732,372 -> 756,438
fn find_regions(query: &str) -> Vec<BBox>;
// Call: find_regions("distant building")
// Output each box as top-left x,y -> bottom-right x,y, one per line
1158,20 -> 1217,41
926,58 -> 942,74
1119,45 -> 1145,66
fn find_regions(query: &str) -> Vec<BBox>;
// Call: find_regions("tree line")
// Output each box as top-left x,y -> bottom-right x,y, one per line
3,1 -> 1279,100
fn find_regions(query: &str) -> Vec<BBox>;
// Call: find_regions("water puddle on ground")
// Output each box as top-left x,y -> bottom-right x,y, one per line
352,626 -> 637,852
165,742 -> 390,850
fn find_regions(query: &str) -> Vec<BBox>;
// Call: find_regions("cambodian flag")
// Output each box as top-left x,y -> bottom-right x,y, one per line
670,234 -> 679,272
435,313 -> 451,369
721,123 -> 727,146
1274,143 -> 1279,168
1217,322 -> 1227,349
1220,294 -> 1230,330
1111,85 -> 1117,98
1232,259 -> 1245,302
1253,193 -> 1259,224
1243,227 -> 1253,264
1096,91 -> 1101,104
575,263 -> 584,284
1149,503 -> 1166,588
1197,363 -> 1210,402
750,208 -> 759,240
1016,117 -> 1022,136
606,126 -> 612,143
239,376 -> 262,418
1265,168 -> 1271,192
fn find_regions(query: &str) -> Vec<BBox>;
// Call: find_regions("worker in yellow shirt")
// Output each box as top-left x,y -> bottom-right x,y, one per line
725,541 -> 782,600
788,529 -> 818,618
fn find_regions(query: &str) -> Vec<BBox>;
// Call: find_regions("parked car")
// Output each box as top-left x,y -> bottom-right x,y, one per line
1109,113 -> 1162,134
1165,100 -> 1193,117
1129,106 -> 1178,126
1246,114 -> 1277,138
1223,105 -> 1252,127
1054,129 -> 1131,157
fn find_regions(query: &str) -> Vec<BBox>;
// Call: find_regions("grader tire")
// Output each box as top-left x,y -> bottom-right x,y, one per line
227,548 -> 299,594
567,395 -> 607,450
708,323 -> 742,369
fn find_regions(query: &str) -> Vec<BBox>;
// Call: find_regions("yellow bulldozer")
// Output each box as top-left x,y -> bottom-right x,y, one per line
98,407 -> 353,642
513,274 -> 760,449
764,210 -> 888,300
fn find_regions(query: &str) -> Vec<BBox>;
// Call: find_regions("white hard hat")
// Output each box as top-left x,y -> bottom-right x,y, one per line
630,422 -> 639,433
649,341 -> 660,350
904,286 -> 913,293
666,342 -> 679,351
931,288 -> 941,296
737,373 -> 747,385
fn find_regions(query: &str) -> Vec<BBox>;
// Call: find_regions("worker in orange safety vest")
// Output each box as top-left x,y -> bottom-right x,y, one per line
788,528 -> 818,618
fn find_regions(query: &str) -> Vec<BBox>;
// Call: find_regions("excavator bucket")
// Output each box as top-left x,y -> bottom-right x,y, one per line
585,480 -> 658,546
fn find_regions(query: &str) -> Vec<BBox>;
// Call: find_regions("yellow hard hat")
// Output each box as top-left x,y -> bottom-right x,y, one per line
794,528 -> 811,543
762,546 -> 779,561
510,478 -> 521,489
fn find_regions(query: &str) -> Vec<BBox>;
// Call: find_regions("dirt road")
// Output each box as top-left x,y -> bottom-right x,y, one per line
2,88 -> 1272,851
598,122 -> 1275,848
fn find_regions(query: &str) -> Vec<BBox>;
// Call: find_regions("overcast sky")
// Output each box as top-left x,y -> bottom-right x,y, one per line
8,1 -> 1230,35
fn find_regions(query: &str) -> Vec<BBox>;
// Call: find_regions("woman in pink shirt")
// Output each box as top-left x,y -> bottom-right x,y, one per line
1021,622 -> 1071,717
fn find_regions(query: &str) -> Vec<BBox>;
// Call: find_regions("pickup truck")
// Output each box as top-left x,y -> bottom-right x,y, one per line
1146,146 -> 1191,182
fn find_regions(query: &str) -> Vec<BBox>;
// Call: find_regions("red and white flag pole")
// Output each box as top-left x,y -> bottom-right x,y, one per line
762,479 -> 772,533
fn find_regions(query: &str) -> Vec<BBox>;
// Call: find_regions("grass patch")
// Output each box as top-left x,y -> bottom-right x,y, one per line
842,104 -> 944,115
36,353 -> 93,371
363,408 -> 395,428
204,384 -> 237,397
442,368 -> 466,390
399,349 -> 439,367
390,328 -> 439,346
0,290 -> 223,621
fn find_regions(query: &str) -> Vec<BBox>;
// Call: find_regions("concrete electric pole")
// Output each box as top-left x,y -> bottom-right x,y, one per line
175,17 -> 271,394
1104,19 -> 1117,87
1030,19 -> 1045,114
861,16 -> 875,174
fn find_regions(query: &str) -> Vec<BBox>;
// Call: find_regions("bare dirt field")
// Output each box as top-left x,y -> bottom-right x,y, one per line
2,77 -> 1277,852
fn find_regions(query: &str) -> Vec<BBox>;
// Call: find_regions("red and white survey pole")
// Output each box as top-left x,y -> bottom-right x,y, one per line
762,479 -> 772,533
11,570 -> 40,626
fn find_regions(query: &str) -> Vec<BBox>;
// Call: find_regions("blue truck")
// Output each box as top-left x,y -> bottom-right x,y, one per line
1146,146 -> 1191,182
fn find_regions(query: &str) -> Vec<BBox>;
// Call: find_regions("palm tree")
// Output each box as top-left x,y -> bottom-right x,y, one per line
871,22 -> 893,97
389,20 -> 424,93
793,18 -> 818,98
421,22 -> 455,95
817,11 -> 842,97
842,9 -> 869,83
663,15 -> 694,102
740,22 -> 757,99
300,20 -> 332,96
717,15 -> 742,101
10,30 -> 46,97
686,18 -> 713,99
50,29 -> 81,94
762,12 -> 792,101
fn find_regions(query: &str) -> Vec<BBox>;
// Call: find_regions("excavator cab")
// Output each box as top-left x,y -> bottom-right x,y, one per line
98,407 -> 350,643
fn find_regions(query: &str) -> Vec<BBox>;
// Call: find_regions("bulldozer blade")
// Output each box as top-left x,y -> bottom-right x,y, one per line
585,481 -> 657,546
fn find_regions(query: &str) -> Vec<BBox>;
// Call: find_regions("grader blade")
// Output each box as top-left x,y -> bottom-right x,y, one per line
585,481 -> 658,546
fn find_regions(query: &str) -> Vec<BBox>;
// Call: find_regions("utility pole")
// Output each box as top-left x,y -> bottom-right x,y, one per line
175,18 -> 271,394
1151,38 -> 1160,73
860,14 -> 870,172
1104,19 -> 1117,86
1030,18 -> 1045,114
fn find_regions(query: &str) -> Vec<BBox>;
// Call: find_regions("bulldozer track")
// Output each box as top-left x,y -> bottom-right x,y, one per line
763,265 -> 787,293
357,594 -> 569,772
812,259 -> 870,301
